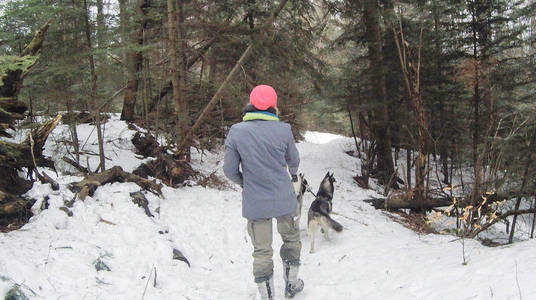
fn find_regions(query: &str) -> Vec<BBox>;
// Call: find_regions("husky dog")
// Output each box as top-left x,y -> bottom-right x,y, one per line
307,172 -> 343,253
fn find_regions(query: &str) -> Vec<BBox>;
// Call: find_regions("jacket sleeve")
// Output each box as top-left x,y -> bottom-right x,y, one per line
285,127 -> 300,176
223,129 -> 243,186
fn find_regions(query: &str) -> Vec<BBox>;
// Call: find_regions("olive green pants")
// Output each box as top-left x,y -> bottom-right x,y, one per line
247,213 -> 301,283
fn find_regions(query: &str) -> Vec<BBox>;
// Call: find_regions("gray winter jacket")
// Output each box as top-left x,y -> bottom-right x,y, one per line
223,114 -> 300,220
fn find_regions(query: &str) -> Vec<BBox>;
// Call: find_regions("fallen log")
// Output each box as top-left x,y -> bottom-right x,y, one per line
0,115 -> 61,170
0,190 -> 30,214
69,166 -> 162,200
364,192 -> 451,210
0,98 -> 27,114
0,98 -> 27,131
0,115 -> 61,195
364,190 -> 518,211
0,190 -> 35,229
0,198 -> 33,217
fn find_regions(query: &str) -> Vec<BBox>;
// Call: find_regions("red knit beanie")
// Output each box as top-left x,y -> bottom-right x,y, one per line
249,85 -> 277,110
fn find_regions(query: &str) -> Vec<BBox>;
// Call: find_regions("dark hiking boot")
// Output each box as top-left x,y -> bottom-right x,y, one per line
283,261 -> 304,298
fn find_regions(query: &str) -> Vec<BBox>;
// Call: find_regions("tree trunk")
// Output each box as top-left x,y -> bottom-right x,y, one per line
65,97 -> 80,164
363,0 -> 395,186
406,148 -> 412,188
0,19 -> 52,99
531,195 -> 536,238
387,2 -> 428,207
469,5 -> 482,208
347,104 -> 360,156
83,0 -> 106,172
119,0 -> 128,64
167,0 -> 181,140
121,0 -> 149,121
176,0 -> 190,160
508,127 -> 536,243
0,18 -> 52,138
96,0 -> 105,49
96,0 -> 107,85
432,3 -> 449,184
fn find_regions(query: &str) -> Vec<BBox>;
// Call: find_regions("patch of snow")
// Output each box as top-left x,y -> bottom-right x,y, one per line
303,131 -> 344,144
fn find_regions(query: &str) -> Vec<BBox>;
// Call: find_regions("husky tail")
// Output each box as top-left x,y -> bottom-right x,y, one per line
315,203 -> 343,232
325,215 -> 343,232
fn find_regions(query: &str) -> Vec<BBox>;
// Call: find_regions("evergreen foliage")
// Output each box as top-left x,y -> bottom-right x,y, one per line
0,0 -> 535,208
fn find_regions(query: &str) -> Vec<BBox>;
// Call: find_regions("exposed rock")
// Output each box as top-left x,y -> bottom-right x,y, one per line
172,248 -> 190,267
130,191 -> 153,217
5,286 -> 29,300
94,259 -> 111,272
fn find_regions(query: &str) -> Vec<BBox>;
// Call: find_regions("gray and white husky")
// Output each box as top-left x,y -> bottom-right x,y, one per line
307,172 -> 343,253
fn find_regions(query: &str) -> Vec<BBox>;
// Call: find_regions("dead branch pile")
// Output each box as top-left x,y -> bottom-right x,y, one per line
132,131 -> 162,157
131,131 -> 197,186
134,153 -> 196,187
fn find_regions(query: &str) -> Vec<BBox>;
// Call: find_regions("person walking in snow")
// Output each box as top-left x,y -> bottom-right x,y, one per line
223,84 -> 304,299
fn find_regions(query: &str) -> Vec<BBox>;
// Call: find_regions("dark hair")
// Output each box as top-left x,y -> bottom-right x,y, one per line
242,103 -> 277,115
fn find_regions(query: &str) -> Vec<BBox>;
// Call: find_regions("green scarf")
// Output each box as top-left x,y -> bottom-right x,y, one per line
242,111 -> 279,122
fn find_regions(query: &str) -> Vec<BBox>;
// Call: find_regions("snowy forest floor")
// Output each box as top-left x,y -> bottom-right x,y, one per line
1,116 -> 535,299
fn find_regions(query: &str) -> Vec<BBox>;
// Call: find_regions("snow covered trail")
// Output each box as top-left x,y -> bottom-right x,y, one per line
1,119 -> 536,299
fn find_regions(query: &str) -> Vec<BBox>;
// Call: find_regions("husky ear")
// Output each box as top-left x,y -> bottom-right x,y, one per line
325,171 -> 330,178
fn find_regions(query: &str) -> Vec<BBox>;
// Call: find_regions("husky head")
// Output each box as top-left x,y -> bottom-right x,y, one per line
317,172 -> 336,199
298,173 -> 308,196
294,173 -> 308,197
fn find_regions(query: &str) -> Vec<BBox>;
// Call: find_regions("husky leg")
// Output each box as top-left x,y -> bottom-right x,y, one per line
308,220 -> 318,253
294,206 -> 301,228
294,196 -> 303,228
320,217 -> 330,241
